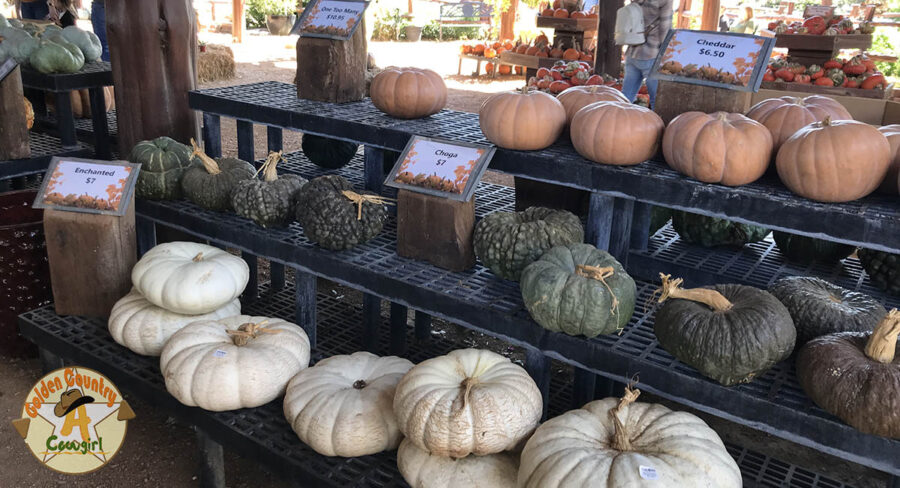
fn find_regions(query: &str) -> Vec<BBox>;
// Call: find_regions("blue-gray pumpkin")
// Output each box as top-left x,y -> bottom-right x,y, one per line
130,137 -> 193,200
231,152 -> 307,228
180,139 -> 255,212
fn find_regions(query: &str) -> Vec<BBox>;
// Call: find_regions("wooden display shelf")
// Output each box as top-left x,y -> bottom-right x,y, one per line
536,16 -> 598,32
499,51 -> 564,69
772,33 -> 873,51
760,80 -> 893,99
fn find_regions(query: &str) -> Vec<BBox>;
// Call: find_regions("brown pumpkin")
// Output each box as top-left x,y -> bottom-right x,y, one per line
570,101 -> 664,166
47,87 -> 115,119
479,88 -> 566,150
557,85 -> 629,124
662,112 -> 773,186
796,309 -> 900,438
370,67 -> 447,119
24,97 -> 34,130
776,117 -> 890,202
878,124 -> 900,194
746,95 -> 851,153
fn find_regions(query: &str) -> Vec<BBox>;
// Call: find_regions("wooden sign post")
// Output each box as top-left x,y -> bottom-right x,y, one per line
386,136 -> 494,272
0,59 -> 30,161
35,158 -> 141,317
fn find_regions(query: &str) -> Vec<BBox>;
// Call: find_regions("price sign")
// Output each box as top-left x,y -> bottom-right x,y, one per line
292,0 -> 369,40
649,29 -> 775,92
33,157 -> 141,216
384,136 -> 495,202
803,5 -> 836,19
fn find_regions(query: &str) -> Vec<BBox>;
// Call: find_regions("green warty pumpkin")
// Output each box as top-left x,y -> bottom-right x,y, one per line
301,134 -> 359,169
772,231 -> 855,265
231,152 -> 307,228
180,139 -> 255,212
859,248 -> 900,296
672,211 -> 769,248
521,243 -> 636,337
474,207 -> 584,281
294,175 -> 388,250
131,136 -> 194,200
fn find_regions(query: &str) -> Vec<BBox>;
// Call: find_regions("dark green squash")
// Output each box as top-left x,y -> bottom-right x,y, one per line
859,249 -> 900,296
653,275 -> 796,386
772,231 -> 855,265
231,152 -> 307,228
649,206 -> 672,236
294,175 -> 387,250
769,276 -> 886,346
301,134 -> 359,169
672,212 -> 769,248
796,310 -> 900,438
474,207 -> 584,281
521,243 -> 636,338
180,139 -> 255,212
130,136 -> 193,200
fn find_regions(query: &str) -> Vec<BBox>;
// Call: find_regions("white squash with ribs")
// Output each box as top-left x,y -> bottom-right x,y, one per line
398,438 -> 518,488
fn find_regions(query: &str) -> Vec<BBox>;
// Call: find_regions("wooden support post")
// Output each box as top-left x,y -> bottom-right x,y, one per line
45,199 -> 137,317
390,302 -> 408,355
594,0 -> 624,76
196,430 -> 226,488
54,91 -> 77,148
294,271 -> 317,349
653,80 -> 752,125
572,368 -> 596,409
525,348 -> 551,420
608,198 -> 634,265
232,0 -> 244,43
676,0 -> 692,29
236,119 -> 255,166
701,0 -> 721,31
202,113 -> 222,158
414,310 -> 431,340
241,252 -> 258,302
0,65 -> 30,160
396,190 -> 476,271
362,294 -> 381,353
296,19 -> 367,102
107,0 -> 200,154
364,146 -> 384,193
500,0 -> 519,40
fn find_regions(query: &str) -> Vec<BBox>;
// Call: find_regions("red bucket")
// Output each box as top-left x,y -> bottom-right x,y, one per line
0,190 -> 51,357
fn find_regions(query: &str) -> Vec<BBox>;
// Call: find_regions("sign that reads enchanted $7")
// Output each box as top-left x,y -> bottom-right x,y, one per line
654,29 -> 770,88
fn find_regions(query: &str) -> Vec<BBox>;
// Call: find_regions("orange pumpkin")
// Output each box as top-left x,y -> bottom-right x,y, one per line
47,87 -> 115,119
776,118 -> 890,202
492,41 -> 502,50
535,33 -> 549,46
485,47 -> 497,58
746,95 -> 852,152
550,42 -> 564,58
536,49 -> 549,58
474,44 -> 486,55
570,101 -> 664,165
557,85 -> 628,124
370,67 -> 447,119
485,62 -> 494,73
498,65 -> 512,75
461,45 -> 473,55
877,124 -> 900,194
662,112 -> 773,186
554,8 -> 569,17
480,88 -> 566,150
525,45 -> 539,56
542,7 -> 554,16
515,66 -> 524,75
571,11 -> 586,18
515,43 -> 528,54
503,40 -> 514,50
24,97 -> 34,130
580,52 -> 593,62
562,45 -> 581,60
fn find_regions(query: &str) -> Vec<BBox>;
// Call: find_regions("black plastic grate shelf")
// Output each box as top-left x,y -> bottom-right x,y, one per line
18,282 -> 855,488
34,109 -> 118,144
0,132 -> 92,181
21,61 -> 114,92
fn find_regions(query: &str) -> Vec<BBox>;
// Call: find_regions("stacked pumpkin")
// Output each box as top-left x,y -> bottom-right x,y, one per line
370,67 -> 447,119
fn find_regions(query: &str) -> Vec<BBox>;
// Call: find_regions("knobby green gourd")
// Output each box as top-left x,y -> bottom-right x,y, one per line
859,248 -> 900,296
59,26 -> 102,63
521,243 -> 636,338
131,137 -> 194,200
653,274 -> 796,386
294,175 -> 388,251
773,231 -> 855,265
180,139 -> 255,211
301,134 -> 359,169
29,37 -> 84,74
672,211 -> 769,247
474,207 -> 584,281
769,276 -> 886,346
231,151 -> 307,228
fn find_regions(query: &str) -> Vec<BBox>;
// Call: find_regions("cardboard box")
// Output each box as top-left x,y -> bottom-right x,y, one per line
752,88 -> 900,125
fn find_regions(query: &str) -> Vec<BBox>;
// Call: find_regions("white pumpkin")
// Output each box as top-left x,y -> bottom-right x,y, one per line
398,438 -> 518,488
131,242 -> 249,314
283,351 -> 414,457
393,348 -> 542,457
160,315 -> 310,411
518,388 -> 742,488
108,289 -> 241,356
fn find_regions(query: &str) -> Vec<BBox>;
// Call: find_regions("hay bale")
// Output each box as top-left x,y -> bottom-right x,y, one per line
198,44 -> 236,83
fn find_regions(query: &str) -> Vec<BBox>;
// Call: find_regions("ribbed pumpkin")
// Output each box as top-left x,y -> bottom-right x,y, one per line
521,243 -> 636,338
796,310 -> 900,438
556,85 -> 628,124
231,152 -> 306,228
879,124 -> 900,194
570,101 -> 664,166
859,248 -> 900,296
131,136 -> 194,200
180,139 -> 255,211
398,439 -> 518,488
653,275 -> 796,386
746,95 -> 852,152
672,211 -> 769,247
772,231 -> 855,264
479,88 -> 565,150
776,118 -> 890,202
474,207 -> 584,281
370,67 -> 447,119
23,96 -> 33,130
662,111 -> 772,186
294,175 -> 388,251
301,134 -> 359,169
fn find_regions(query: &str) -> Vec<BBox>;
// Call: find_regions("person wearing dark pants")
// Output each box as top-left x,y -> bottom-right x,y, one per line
90,1 -> 110,62
16,0 -> 50,20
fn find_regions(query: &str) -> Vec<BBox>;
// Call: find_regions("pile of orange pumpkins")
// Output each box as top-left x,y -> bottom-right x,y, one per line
460,40 -> 524,75
538,0 -> 598,19
764,54 -> 886,90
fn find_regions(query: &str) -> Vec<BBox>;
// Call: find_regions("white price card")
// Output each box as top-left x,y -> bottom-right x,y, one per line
650,29 -> 775,92
803,5 -> 835,19
33,157 -> 141,216
293,0 -> 369,40
639,465 -> 659,480
384,136 -> 495,202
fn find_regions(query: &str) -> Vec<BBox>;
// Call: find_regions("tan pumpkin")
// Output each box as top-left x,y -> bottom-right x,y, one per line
479,88 -> 565,150
878,124 -> 900,194
776,117 -> 890,202
397,439 -> 518,488
746,95 -> 852,152
47,86 -> 115,119
662,111 -> 773,186
557,85 -> 628,124
370,67 -> 447,119
24,97 -> 34,130
570,101 -> 664,165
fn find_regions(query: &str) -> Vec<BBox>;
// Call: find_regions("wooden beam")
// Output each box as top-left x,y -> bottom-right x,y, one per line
296,19 -> 367,102
701,0 -> 720,31
232,0 -> 244,43
0,65 -> 30,160
594,0 -> 624,76
677,0 -> 693,29
500,0 -> 519,41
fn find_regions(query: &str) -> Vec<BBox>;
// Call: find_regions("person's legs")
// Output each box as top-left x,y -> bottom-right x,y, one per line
91,1 -> 110,62
21,1 -> 51,19
621,56 -> 644,103
635,58 -> 659,107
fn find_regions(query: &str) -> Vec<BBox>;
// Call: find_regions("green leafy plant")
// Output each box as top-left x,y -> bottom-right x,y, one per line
872,29 -> 900,78
246,0 -> 298,28
421,20 -> 485,40
372,8 -> 410,41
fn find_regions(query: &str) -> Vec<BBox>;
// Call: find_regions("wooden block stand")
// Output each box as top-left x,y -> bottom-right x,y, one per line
0,65 -> 31,160
396,189 -> 475,272
296,20 -> 367,103
654,80 -> 752,125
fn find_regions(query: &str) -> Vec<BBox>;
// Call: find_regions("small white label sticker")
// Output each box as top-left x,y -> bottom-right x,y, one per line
213,349 -> 227,358
639,465 -> 659,480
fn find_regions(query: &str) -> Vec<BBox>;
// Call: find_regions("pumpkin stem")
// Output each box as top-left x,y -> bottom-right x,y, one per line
820,116 -> 832,127
340,190 -> 394,220
458,376 -> 478,411
257,151 -> 284,182
654,273 -> 733,312
574,265 -> 623,333
189,138 -> 222,175
608,385 -> 641,452
520,85 -> 530,95
864,309 -> 900,364
192,252 -> 204,262
353,380 -> 367,390
226,320 -> 282,346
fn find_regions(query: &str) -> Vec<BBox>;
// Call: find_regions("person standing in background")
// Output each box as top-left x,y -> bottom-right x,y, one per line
49,0 -> 77,27
15,0 -> 50,20
90,1 -> 109,62
729,6 -> 756,34
621,0 -> 674,108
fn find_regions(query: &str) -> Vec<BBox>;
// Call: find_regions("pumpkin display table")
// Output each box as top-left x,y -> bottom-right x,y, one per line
0,132 -> 91,189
